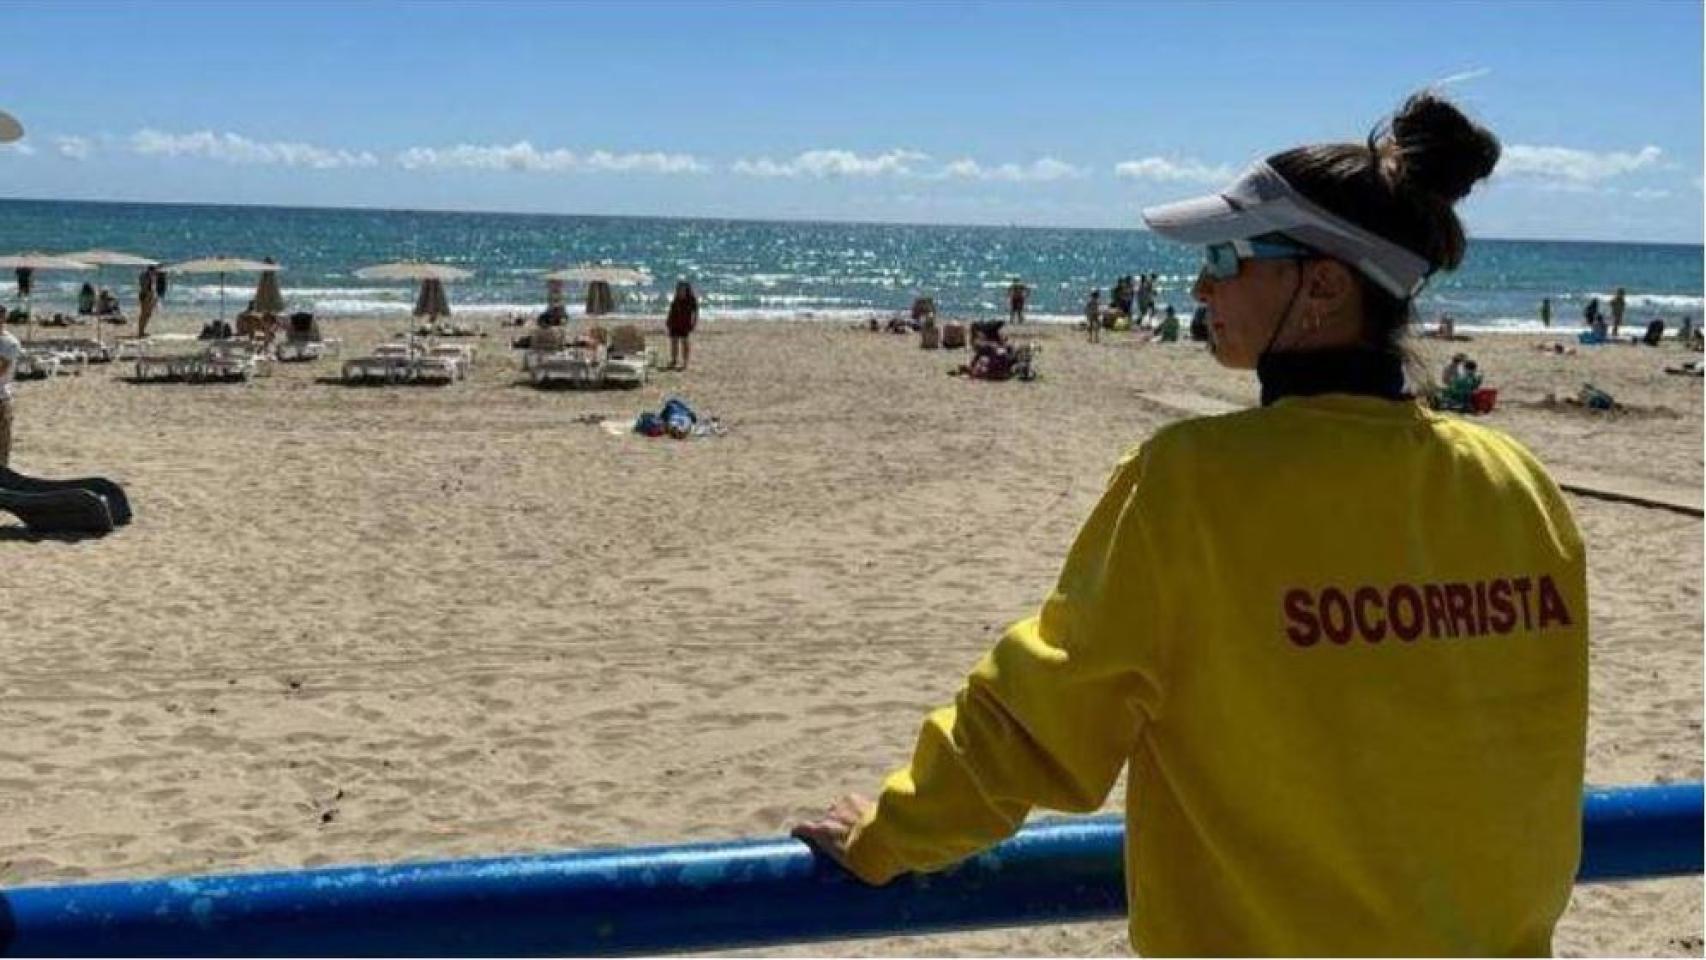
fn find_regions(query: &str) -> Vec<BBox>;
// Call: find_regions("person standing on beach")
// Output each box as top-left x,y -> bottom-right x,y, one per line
1083,288 -> 1101,343
1540,296 -> 1551,328
0,311 -> 20,467
137,265 -> 158,338
794,92 -> 1586,957
665,280 -> 699,371
1007,280 -> 1028,323
1583,295 -> 1601,329
1610,287 -> 1627,338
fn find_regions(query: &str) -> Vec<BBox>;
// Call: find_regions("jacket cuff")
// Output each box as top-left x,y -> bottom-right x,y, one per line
842,810 -> 906,885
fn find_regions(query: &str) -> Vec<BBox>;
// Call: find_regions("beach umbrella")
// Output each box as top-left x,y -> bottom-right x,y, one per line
542,265 -> 651,286
544,265 -> 650,317
354,262 -> 471,336
253,270 -> 286,315
413,278 -> 452,320
0,109 -> 22,144
0,254 -> 93,339
164,257 -> 280,322
353,261 -> 473,283
60,249 -> 158,268
61,250 -> 161,344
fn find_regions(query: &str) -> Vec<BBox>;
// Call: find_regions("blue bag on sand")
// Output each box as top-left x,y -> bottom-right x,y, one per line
634,412 -> 664,436
660,397 -> 697,438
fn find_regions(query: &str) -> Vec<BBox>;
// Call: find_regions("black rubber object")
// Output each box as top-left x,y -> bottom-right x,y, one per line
0,467 -> 131,527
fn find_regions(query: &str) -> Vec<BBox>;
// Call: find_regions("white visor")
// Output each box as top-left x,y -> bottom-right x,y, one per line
1141,161 -> 1432,299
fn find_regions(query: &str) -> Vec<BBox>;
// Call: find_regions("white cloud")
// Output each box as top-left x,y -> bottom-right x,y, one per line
0,141 -> 36,156
1498,144 -> 1662,183
939,156 -> 1085,182
1113,156 -> 1236,184
131,129 -> 378,169
732,149 -> 928,178
55,136 -> 92,161
1629,188 -> 1671,201
396,140 -> 705,174
1433,67 -> 1492,88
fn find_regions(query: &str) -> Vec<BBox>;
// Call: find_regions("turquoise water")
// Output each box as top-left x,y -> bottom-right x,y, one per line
0,198 -> 1699,331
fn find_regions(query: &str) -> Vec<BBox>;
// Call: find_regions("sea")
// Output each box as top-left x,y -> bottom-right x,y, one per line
1,198 -> 1700,333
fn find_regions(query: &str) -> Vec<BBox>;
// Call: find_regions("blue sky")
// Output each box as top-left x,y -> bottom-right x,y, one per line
1,0 -> 1701,242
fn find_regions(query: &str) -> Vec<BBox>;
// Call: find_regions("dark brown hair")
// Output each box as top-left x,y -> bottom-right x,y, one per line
1267,91 -> 1501,353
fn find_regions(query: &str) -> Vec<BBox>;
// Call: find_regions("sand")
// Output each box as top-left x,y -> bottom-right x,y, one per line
0,316 -> 1699,957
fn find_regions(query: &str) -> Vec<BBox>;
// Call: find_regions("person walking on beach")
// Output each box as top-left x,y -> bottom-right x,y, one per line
0,310 -> 20,467
794,92 -> 1587,958
1083,288 -> 1101,343
1540,296 -> 1551,328
1610,287 -> 1627,338
665,280 -> 699,371
1007,280 -> 1029,324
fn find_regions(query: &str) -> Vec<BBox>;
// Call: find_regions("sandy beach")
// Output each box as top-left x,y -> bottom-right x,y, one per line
0,317 -> 1698,956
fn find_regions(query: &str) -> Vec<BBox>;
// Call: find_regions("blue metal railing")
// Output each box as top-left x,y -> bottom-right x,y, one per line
1,782 -> 1698,957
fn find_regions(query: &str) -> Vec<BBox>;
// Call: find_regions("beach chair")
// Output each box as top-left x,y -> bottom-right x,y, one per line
428,342 -> 475,377
196,338 -> 266,382
277,313 -> 341,362
531,340 -> 605,388
520,326 -> 569,373
342,341 -> 417,384
15,349 -> 61,380
601,325 -> 650,388
1641,320 -> 1666,347
941,322 -> 967,349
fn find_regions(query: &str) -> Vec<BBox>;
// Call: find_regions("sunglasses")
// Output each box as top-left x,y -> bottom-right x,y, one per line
1202,236 -> 1316,280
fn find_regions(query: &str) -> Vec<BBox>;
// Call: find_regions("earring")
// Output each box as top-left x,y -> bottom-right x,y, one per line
1308,309 -> 1323,332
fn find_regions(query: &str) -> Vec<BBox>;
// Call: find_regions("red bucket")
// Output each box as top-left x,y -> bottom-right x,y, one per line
1470,388 -> 1498,414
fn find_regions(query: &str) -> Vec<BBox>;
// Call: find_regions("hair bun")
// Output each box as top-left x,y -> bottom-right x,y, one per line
1384,92 -> 1501,203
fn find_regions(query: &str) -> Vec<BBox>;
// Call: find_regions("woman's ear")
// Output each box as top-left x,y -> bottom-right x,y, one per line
1305,259 -> 1359,313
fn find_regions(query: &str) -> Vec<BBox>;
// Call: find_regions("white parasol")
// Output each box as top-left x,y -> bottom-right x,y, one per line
61,250 -> 161,344
0,254 -> 94,339
165,257 -> 281,322
542,265 -> 651,286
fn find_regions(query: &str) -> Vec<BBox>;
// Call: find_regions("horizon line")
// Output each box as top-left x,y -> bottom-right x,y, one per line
0,193 -> 1700,249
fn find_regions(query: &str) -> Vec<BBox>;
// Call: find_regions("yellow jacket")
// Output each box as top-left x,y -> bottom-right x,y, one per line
844,394 -> 1588,957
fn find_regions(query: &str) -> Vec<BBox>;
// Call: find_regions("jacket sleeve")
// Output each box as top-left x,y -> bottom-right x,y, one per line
842,445 -> 1169,884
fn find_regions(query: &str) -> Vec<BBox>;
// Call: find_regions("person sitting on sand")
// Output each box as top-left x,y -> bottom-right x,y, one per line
794,91 -> 1587,959
76,282 -> 96,316
96,287 -> 120,317
1156,304 -> 1181,342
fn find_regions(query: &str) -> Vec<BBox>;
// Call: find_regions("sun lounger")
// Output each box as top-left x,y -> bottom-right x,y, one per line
601,325 -> 650,388
531,341 -> 605,388
342,353 -> 414,384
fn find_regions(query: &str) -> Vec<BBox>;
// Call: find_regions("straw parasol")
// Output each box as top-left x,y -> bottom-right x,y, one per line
165,257 -> 281,322
253,270 -> 286,315
0,109 -> 22,144
0,253 -> 94,339
543,265 -> 651,317
354,262 -> 472,337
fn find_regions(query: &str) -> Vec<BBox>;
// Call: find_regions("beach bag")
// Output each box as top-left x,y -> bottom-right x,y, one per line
634,412 -> 665,437
1469,388 -> 1498,414
660,397 -> 697,438
941,322 -> 967,349
920,324 -> 940,349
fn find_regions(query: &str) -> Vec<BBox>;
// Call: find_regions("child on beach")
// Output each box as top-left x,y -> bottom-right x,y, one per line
1083,289 -> 1101,343
795,91 -> 1587,958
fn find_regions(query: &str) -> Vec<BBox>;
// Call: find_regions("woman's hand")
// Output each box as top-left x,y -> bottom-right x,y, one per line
790,793 -> 875,874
